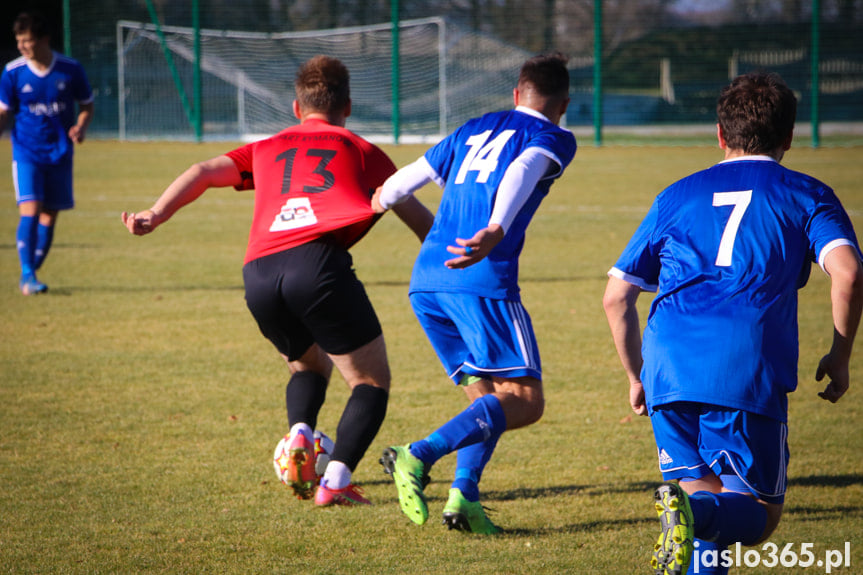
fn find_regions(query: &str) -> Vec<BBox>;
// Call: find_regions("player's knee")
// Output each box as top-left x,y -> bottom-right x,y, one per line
753,502 -> 783,544
514,394 -> 544,427
346,375 -> 390,391
528,396 -> 545,424
517,382 -> 544,425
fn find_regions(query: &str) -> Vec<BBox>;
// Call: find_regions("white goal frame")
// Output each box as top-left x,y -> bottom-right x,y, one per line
116,17 -> 449,142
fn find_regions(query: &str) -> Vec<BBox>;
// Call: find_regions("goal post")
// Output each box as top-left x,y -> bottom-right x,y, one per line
117,17 -> 500,142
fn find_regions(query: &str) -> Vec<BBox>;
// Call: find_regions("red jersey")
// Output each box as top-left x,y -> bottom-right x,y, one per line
226,119 -> 396,264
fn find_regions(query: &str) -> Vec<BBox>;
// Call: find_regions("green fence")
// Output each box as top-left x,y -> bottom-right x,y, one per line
29,0 -> 863,145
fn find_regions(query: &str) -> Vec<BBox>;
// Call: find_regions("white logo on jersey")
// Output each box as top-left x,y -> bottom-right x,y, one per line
57,80 -> 66,91
22,83 -> 33,93
658,448 -> 674,466
269,197 -> 317,232
27,101 -> 65,117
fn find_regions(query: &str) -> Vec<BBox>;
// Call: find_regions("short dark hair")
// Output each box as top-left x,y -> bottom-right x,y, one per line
717,72 -> 797,154
294,55 -> 350,115
518,52 -> 570,100
13,12 -> 49,39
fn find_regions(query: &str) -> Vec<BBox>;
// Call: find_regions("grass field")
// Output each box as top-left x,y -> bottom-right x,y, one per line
1,139 -> 862,574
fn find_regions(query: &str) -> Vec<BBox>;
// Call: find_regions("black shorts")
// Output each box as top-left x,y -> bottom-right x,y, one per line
242,239 -> 382,360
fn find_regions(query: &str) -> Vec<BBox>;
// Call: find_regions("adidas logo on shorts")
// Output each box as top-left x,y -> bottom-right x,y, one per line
658,448 -> 674,466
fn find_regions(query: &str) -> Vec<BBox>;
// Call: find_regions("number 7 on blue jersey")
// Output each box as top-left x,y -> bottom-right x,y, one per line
713,190 -> 752,267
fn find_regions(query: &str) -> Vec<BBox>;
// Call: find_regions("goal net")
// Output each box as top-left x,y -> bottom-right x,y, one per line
117,17 -> 536,142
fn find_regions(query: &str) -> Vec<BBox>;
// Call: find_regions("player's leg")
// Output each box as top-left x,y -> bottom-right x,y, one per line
292,240 -> 390,505
651,404 -> 784,575
650,404 -> 704,575
13,161 -> 47,294
407,295 -> 542,466
380,291 -> 461,523
384,294 -> 539,530
316,335 -> 390,505
284,345 -> 333,485
285,345 -> 333,432
451,378 -> 496,502
675,478 -> 777,575
243,249 -> 330,499
16,201 -> 41,290
382,388 -> 507,524
34,209 -> 58,271
651,407 -> 766,575
440,379 -> 503,533
429,374 -> 542,490
440,375 -> 542,534
685,407 -> 786,548
34,157 -> 73,272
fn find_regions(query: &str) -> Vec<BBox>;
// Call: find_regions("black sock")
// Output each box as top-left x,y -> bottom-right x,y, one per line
285,371 -> 328,429
331,384 -> 389,472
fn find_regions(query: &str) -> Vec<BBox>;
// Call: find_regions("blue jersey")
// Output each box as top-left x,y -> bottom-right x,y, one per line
611,157 -> 860,421
410,108 -> 576,300
0,52 -> 93,164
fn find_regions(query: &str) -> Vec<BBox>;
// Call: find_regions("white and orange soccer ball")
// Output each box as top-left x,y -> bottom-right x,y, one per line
273,430 -> 334,484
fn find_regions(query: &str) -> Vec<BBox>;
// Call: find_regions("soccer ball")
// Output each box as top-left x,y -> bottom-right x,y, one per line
272,430 -> 334,484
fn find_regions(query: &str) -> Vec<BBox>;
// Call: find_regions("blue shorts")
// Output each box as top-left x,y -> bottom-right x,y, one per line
409,291 -> 541,384
650,402 -> 788,504
13,157 -> 75,210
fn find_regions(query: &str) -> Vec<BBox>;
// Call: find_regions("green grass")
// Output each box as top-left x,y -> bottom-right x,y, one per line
1,140 -> 862,574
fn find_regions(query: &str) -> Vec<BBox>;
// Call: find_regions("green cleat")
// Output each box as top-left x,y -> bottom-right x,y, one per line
441,488 -> 502,535
651,483 -> 694,575
380,445 -> 430,525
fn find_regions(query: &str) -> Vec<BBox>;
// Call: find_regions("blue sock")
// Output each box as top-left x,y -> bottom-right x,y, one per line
410,394 -> 506,466
16,215 -> 38,277
34,223 -> 55,270
689,539 -> 729,575
452,434 -> 500,502
688,491 -> 767,547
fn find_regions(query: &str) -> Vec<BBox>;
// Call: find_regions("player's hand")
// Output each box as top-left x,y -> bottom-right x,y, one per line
68,125 -> 86,144
629,380 -> 648,416
371,186 -> 387,214
445,225 -> 504,269
121,210 -> 160,235
815,352 -> 850,403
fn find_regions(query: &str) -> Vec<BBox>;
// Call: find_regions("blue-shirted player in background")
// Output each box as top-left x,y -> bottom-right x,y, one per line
0,12 -> 94,295
373,53 -> 577,534
603,72 -> 863,575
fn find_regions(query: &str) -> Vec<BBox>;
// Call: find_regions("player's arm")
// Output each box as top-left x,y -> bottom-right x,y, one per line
373,156 -> 436,212
373,156 -> 437,241
816,244 -> 863,402
68,101 -> 94,144
0,72 -> 11,137
445,148 -> 552,269
391,196 -> 434,242
121,155 -> 242,235
602,275 -> 648,415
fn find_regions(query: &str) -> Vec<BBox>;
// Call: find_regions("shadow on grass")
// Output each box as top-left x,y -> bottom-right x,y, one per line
364,275 -> 604,288
784,505 -> 863,522
0,242 -> 103,250
368,475 -> 863,536
482,480 -> 658,503
787,473 -> 863,488
784,473 -> 863,522
368,477 -> 660,536
504,515 -> 656,536
43,274 -> 603,294
46,284 -> 244,295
